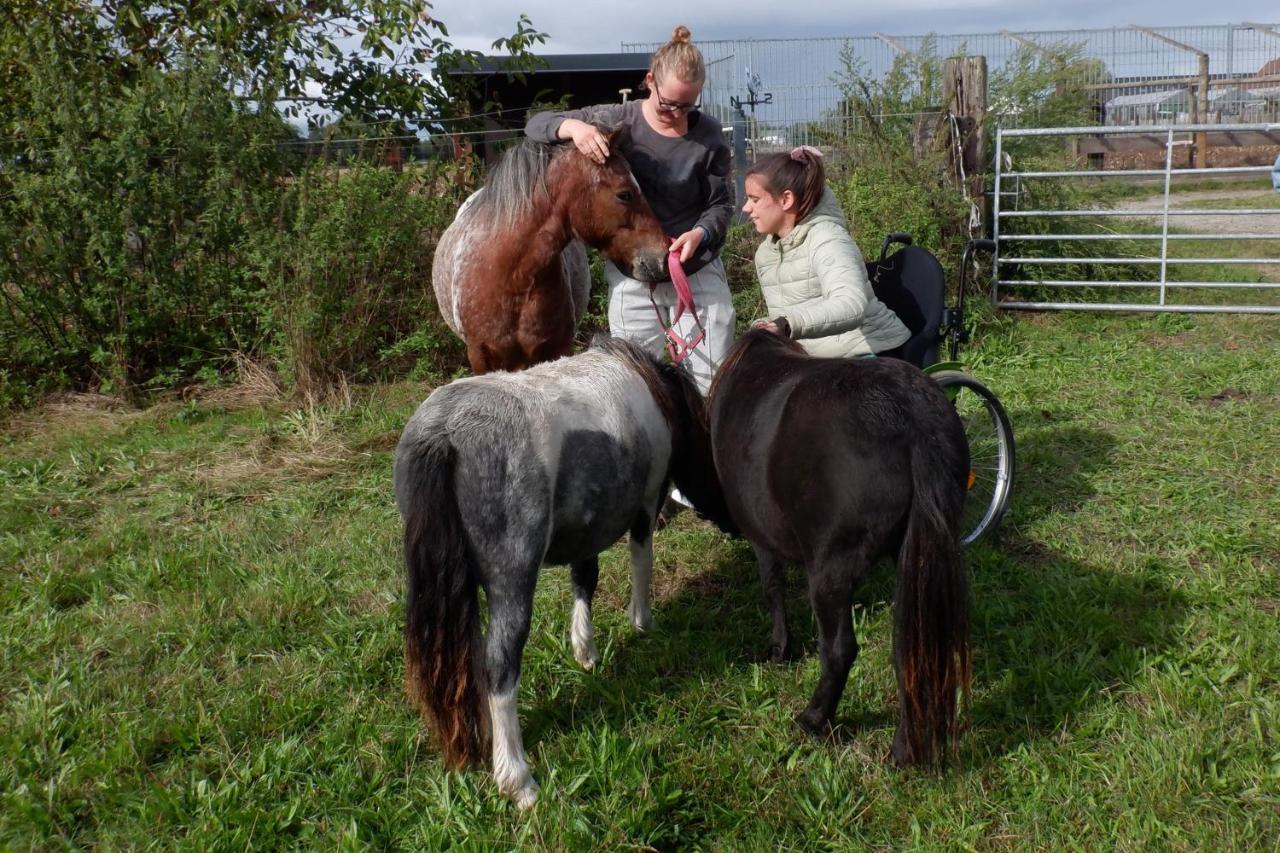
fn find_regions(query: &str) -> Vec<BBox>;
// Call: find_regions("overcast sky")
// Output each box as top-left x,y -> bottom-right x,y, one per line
434,2 -> 1280,56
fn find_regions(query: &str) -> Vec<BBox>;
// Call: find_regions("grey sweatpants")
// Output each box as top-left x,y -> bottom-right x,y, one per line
605,258 -> 736,396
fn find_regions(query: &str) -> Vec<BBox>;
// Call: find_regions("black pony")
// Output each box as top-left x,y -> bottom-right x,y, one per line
708,329 -> 971,766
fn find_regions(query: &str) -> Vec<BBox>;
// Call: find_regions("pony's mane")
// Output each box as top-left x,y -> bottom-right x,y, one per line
477,124 -> 617,229
707,329 -> 805,407
588,335 -> 682,428
475,138 -> 554,228
590,334 -> 736,536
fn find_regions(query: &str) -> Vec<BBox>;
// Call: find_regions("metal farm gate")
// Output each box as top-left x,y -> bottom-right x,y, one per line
991,123 -> 1280,314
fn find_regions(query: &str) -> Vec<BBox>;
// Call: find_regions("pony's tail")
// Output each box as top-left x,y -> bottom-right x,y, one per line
892,430 -> 971,766
400,432 -> 488,768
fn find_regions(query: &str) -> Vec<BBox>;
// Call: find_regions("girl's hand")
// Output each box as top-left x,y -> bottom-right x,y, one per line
670,227 -> 705,263
752,318 -> 791,337
563,120 -> 609,164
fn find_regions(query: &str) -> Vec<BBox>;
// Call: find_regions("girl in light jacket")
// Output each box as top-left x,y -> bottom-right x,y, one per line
743,147 -> 910,358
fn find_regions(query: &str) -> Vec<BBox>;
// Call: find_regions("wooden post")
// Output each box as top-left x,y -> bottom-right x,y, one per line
1131,26 -> 1210,167
943,56 -> 988,230
876,33 -> 913,56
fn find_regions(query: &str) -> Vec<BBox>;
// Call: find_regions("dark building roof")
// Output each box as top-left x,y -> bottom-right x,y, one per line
447,53 -> 650,76
446,53 -> 651,124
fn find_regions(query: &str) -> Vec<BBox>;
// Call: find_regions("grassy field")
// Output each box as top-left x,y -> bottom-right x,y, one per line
2,307 -> 1279,849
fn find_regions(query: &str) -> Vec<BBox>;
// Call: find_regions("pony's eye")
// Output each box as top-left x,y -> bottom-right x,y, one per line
615,190 -> 634,204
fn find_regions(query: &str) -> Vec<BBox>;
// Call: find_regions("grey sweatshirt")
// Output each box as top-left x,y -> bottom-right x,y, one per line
526,100 -> 733,275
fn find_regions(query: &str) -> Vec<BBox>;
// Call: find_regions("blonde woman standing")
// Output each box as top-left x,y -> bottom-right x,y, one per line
526,26 -> 735,395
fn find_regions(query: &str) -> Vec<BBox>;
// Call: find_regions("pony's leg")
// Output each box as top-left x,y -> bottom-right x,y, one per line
753,543 -> 794,663
627,512 -> 656,632
484,580 -> 539,809
796,567 -> 859,737
569,556 -> 600,670
466,341 -> 497,375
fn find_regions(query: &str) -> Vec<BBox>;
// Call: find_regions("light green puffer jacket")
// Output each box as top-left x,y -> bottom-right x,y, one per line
755,186 -> 910,358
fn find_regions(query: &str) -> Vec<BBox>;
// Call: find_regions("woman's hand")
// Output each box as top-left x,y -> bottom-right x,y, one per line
751,317 -> 790,337
670,227 -> 705,263
561,119 -> 609,164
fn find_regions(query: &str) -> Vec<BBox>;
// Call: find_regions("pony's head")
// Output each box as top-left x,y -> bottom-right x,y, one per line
558,127 -> 669,282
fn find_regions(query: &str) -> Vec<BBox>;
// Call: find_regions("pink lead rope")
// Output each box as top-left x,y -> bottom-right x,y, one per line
648,248 -> 706,364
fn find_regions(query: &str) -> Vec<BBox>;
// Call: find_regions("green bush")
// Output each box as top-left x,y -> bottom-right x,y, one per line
834,159 -> 971,263
252,162 -> 470,395
0,54 -> 475,407
0,58 -> 285,403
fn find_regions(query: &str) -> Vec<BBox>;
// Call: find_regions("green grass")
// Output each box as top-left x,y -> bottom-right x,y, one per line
3,310 -> 1279,848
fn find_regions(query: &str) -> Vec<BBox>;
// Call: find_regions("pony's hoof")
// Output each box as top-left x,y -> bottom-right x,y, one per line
628,606 -> 653,633
574,644 -> 599,671
513,781 -> 539,810
767,641 -> 796,664
795,709 -> 831,739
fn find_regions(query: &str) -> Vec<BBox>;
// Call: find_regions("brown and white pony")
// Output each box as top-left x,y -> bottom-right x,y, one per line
432,130 -> 669,374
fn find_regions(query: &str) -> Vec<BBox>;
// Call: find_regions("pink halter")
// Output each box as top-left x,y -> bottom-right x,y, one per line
648,248 -> 706,364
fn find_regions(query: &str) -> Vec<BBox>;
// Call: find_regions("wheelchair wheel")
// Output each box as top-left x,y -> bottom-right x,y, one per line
930,370 -> 1015,545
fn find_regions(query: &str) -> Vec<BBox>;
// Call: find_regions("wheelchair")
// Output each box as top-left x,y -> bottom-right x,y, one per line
867,234 -> 1015,545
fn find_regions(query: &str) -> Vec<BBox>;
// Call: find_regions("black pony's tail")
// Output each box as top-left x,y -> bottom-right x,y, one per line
398,432 -> 488,768
892,423 -> 971,766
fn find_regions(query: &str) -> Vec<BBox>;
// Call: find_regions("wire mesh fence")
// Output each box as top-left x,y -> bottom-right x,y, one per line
624,23 -> 1280,144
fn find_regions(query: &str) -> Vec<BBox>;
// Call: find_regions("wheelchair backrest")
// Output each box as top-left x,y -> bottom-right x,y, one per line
866,245 -> 945,369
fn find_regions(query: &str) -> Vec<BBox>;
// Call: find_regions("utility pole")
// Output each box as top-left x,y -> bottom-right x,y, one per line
730,70 -> 773,215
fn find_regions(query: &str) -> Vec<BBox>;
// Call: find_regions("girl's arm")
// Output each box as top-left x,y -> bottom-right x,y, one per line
786,229 -> 872,339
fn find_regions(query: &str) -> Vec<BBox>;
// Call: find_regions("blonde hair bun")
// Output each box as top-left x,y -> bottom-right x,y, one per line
652,25 -> 704,84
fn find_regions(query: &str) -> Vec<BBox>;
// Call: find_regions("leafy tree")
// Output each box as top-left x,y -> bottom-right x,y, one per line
989,43 -> 1108,131
0,1 -> 546,139
0,2 -> 546,402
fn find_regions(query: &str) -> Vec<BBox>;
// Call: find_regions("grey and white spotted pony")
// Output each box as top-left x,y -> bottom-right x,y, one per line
394,336 -> 734,808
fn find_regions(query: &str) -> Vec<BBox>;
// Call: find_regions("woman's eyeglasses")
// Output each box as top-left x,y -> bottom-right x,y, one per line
653,80 -> 699,114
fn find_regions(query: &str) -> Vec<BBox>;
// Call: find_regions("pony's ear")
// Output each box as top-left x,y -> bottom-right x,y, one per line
605,124 -> 628,151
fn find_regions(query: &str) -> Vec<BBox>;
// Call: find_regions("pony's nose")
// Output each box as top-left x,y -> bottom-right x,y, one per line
631,251 -> 667,282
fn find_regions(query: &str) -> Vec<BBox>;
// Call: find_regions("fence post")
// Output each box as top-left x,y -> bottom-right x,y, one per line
732,105 -> 748,219
1196,53 -> 1210,167
943,56 -> 988,230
